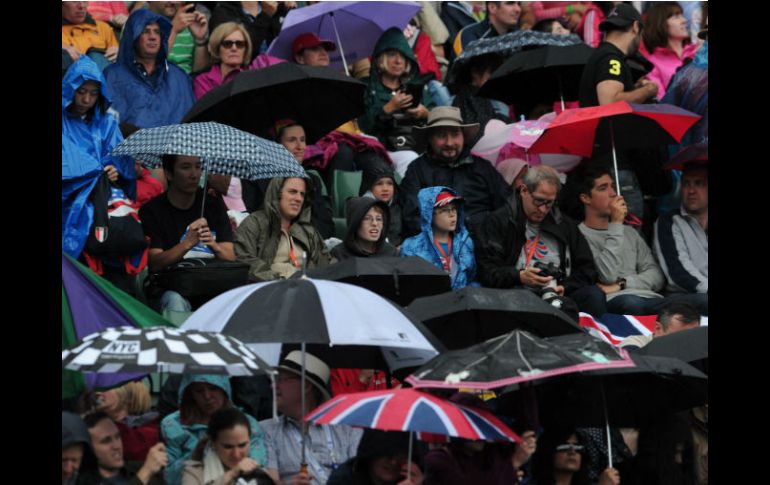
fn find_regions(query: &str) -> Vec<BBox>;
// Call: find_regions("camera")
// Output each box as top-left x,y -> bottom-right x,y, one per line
532,262 -> 565,308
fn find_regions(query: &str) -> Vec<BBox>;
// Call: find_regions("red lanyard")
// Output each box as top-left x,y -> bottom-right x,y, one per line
434,238 -> 453,273
285,231 -> 301,269
524,233 -> 541,268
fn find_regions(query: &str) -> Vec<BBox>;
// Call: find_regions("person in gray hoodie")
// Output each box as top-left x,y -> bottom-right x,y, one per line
331,197 -> 399,260
62,411 -> 93,485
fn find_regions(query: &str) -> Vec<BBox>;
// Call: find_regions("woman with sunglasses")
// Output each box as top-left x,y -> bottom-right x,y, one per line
193,22 -> 252,100
531,429 -> 620,485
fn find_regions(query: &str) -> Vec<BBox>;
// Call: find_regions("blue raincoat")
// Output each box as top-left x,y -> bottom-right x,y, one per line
160,374 -> 267,485
400,186 -> 477,289
103,9 -> 195,128
62,56 -> 135,257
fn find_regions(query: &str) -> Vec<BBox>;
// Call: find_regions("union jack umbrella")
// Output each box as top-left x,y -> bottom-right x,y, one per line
305,388 -> 520,443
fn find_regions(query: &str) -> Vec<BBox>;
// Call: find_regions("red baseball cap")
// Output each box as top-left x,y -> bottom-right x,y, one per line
434,190 -> 463,208
291,32 -> 337,56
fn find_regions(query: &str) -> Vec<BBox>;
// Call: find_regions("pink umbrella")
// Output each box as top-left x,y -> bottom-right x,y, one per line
472,114 -> 582,173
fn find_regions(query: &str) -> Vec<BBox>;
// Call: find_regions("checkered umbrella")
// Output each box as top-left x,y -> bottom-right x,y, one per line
62,326 -> 273,377
111,122 -> 306,180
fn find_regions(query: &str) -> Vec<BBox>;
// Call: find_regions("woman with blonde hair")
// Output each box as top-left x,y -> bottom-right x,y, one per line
193,22 -> 253,100
94,380 -> 160,462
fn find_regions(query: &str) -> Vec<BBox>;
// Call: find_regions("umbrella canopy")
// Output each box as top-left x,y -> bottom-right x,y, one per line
635,326 -> 708,374
406,287 -> 582,349
665,141 -> 708,170
62,253 -> 175,398
267,1 -> 421,71
305,388 -> 520,443
478,43 -> 595,114
447,30 -> 583,87
528,101 -> 702,159
183,63 -> 367,144
306,256 -> 451,306
111,122 -> 305,180
471,114 -> 582,173
181,277 -> 443,372
406,330 -> 635,390
62,326 -> 272,377
534,353 -> 708,428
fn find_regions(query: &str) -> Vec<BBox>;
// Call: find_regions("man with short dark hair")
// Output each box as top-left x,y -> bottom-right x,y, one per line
139,154 -> 235,314
291,32 -> 336,67
577,164 -> 668,315
578,3 -> 657,107
475,165 -> 604,317
400,106 -> 511,237
619,301 -> 701,349
81,412 -> 167,485
653,161 -> 708,315
452,2 -> 521,57
104,9 -> 195,128
259,351 -> 363,485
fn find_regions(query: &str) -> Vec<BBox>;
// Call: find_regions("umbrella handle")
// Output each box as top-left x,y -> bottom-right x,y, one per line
600,381 -> 613,469
407,431 -> 414,482
200,169 -> 208,218
609,121 -> 621,198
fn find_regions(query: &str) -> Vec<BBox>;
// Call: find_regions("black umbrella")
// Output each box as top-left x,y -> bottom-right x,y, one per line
183,63 -> 367,143
635,326 -> 708,374
478,43 -> 595,116
406,287 -> 582,349
533,353 -> 708,429
307,256 -> 451,306
406,330 -> 634,390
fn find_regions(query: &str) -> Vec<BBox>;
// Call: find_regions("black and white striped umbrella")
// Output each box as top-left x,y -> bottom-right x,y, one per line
61,326 -> 272,377
111,122 -> 305,180
181,277 -> 443,372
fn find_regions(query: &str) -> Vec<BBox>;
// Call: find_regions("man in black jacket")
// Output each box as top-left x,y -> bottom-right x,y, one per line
475,165 -> 606,316
400,106 -> 511,238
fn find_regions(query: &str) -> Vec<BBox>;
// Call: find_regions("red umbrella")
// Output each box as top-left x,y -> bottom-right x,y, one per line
665,141 -> 708,170
528,101 -> 701,194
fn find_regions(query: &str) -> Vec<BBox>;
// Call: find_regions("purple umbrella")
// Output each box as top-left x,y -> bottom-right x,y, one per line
267,1 -> 421,73
62,254 -> 175,397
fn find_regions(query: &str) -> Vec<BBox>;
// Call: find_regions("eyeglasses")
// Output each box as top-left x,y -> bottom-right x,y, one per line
530,196 -> 557,209
362,215 -> 384,225
221,40 -> 247,49
555,443 -> 584,453
434,206 -> 458,215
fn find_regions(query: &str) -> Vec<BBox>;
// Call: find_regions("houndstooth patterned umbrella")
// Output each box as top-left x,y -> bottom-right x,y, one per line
62,326 -> 273,377
112,122 -> 306,180
447,30 -> 584,87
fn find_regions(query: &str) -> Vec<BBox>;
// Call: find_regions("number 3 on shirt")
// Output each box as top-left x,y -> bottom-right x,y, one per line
609,60 -> 621,76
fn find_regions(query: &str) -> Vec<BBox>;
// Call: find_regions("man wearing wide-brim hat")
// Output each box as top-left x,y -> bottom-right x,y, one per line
259,351 -> 363,485
399,106 -> 512,238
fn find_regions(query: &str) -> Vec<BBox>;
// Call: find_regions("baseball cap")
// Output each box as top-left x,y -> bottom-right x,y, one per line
292,32 -> 337,56
599,3 -> 643,32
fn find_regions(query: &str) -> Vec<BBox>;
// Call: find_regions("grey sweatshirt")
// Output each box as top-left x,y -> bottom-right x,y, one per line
578,222 -> 665,301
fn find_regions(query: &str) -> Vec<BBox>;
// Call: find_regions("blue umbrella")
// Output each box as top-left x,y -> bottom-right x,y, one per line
267,1 -> 421,73
112,122 -> 306,215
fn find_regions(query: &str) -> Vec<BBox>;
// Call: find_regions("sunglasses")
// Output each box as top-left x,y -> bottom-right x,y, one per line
555,443 -> 584,453
221,40 -> 247,49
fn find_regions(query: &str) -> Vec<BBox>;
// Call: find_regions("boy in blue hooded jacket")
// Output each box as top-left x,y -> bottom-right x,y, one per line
400,186 -> 476,289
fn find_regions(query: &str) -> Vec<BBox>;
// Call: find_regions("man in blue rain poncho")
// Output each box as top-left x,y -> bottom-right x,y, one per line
103,9 -> 195,128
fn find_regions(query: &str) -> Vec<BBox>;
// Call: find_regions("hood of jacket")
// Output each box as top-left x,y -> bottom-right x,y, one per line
62,411 -> 92,450
62,56 -> 112,116
117,9 -> 173,68
263,176 -> 315,227
417,185 -> 468,239
359,164 -> 397,197
371,27 -> 420,78
177,374 -> 233,407
344,197 -> 391,255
